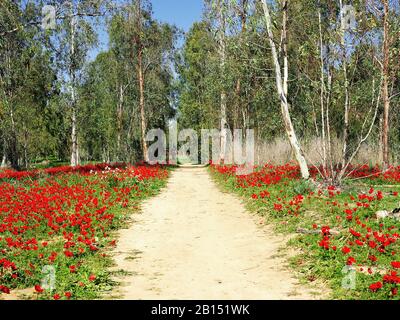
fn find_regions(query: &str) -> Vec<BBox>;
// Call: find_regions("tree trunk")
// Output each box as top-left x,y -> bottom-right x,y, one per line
318,6 -> 327,176
218,0 -> 227,164
70,5 -> 79,167
3,46 -> 19,170
8,105 -> 19,170
117,84 -> 124,161
339,0 -> 350,169
261,0 -> 310,179
135,0 -> 149,163
138,48 -> 149,163
1,136 -> 6,168
235,0 -> 248,134
1,154 -> 6,168
382,0 -> 390,169
23,121 -> 28,169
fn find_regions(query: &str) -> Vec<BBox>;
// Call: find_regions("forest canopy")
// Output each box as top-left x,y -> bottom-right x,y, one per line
0,0 -> 399,183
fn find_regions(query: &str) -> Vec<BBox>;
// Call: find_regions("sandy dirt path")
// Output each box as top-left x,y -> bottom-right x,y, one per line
110,167 -> 322,300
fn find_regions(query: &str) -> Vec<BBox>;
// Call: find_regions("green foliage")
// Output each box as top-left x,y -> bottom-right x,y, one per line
1,0 -> 399,167
291,179 -> 316,196
79,5 -> 178,163
210,165 -> 400,300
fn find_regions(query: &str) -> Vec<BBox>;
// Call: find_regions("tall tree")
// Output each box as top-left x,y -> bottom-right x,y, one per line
260,0 -> 310,179
217,0 -> 228,164
48,0 -> 109,166
79,1 -> 177,163
382,0 -> 390,169
0,0 -> 57,169
132,0 -> 149,162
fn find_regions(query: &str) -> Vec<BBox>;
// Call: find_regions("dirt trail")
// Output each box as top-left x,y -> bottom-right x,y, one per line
110,167 -> 323,300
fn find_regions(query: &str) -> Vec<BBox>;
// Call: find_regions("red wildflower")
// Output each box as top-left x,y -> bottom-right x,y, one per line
383,271 -> 400,284
344,209 -> 353,215
369,281 -> 383,292
34,285 -> 44,293
349,228 -> 361,238
64,250 -> 74,258
368,241 -> 377,249
346,257 -> 356,265
321,226 -> 331,236
319,237 -> 330,250
391,261 -> 400,269
355,240 -> 364,246
0,285 -> 10,294
342,246 -> 351,254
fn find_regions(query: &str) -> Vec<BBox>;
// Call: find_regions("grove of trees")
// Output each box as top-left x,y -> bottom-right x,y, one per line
1,0 -> 399,184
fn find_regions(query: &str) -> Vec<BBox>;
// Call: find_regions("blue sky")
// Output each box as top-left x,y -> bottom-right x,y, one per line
90,0 -> 204,60
152,0 -> 204,33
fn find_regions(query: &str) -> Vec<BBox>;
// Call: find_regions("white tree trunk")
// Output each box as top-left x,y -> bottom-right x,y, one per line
70,3 -> 79,167
117,83 -> 124,160
318,7 -> 327,175
1,141 -> 6,168
218,0 -> 227,164
339,0 -> 350,169
382,0 -> 390,169
261,0 -> 310,179
135,0 -> 149,163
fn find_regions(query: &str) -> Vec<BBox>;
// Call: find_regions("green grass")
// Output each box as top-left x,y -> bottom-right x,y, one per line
0,165 -> 170,300
209,166 -> 400,300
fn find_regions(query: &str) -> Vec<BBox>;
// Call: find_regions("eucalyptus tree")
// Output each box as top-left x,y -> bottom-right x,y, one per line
291,0 -> 396,183
79,0 -> 177,163
377,0 -> 400,169
123,0 -> 177,162
131,0 -> 149,162
176,22 -> 219,131
0,0 -> 57,169
44,0 -> 112,166
204,0 -> 230,163
260,0 -> 310,179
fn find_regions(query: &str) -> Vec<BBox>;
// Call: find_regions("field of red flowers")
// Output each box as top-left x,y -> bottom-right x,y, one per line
210,163 -> 400,300
0,163 -> 168,300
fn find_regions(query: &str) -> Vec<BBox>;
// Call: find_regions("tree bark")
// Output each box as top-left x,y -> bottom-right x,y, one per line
8,105 -> 19,170
218,0 -> 227,164
382,0 -> 390,169
260,0 -> 310,179
1,154 -> 6,168
1,135 -> 6,168
70,3 -> 79,167
339,0 -> 350,169
3,44 -> 19,170
235,0 -> 248,134
318,6 -> 327,176
117,83 -> 124,161
23,121 -> 28,169
135,0 -> 149,163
